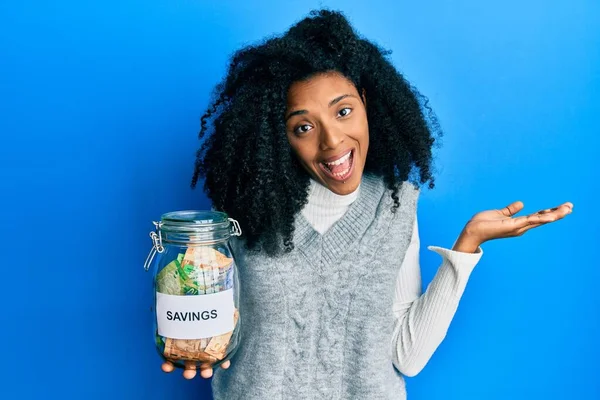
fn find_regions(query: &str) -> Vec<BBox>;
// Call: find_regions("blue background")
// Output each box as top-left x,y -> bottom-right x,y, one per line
1,0 -> 598,398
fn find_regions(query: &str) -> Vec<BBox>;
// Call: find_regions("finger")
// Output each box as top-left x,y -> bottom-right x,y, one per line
161,361 -> 175,373
512,213 -> 555,229
221,360 -> 231,369
183,361 -> 197,380
557,203 -> 574,215
514,203 -> 573,234
499,201 -> 524,217
199,363 -> 214,379
538,202 -> 573,214
536,208 -> 555,214
516,222 -> 545,235
535,204 -> 572,221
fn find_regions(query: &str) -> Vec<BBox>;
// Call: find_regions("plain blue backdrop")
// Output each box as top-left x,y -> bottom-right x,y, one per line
1,1 -> 598,399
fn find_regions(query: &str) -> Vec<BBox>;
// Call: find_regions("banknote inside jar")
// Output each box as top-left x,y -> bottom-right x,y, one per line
155,245 -> 239,367
159,309 -> 239,367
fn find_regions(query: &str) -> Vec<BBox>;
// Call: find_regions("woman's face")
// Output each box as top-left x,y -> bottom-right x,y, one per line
285,72 -> 369,195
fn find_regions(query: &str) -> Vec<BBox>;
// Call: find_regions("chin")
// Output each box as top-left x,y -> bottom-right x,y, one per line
322,175 -> 362,195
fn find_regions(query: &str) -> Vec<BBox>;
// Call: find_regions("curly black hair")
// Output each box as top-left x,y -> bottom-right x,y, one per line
191,9 -> 442,256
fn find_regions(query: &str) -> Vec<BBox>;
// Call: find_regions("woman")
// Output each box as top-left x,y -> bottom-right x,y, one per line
162,9 -> 572,399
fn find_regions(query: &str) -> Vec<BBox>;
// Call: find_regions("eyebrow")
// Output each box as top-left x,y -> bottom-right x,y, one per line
285,94 -> 355,121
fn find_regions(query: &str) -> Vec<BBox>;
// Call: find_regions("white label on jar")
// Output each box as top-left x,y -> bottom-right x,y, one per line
156,289 -> 234,339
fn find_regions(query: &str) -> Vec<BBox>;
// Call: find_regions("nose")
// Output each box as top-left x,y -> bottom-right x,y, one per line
319,124 -> 345,151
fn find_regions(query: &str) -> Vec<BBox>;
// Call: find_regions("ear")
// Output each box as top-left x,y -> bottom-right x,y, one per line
361,88 -> 367,107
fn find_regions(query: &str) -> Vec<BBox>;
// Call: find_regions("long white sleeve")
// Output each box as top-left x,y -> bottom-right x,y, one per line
391,214 -> 483,377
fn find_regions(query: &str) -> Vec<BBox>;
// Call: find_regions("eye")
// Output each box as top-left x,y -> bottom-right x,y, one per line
294,124 -> 313,135
338,107 -> 352,118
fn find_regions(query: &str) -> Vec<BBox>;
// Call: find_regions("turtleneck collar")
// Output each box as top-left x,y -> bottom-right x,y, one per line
300,178 -> 361,235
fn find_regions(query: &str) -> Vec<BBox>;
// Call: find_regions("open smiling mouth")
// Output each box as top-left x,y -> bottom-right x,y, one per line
318,149 -> 355,182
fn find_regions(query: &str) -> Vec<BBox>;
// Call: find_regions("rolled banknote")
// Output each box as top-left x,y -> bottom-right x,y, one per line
164,337 -> 218,363
181,246 -> 234,294
162,308 -> 239,363
204,309 -> 240,360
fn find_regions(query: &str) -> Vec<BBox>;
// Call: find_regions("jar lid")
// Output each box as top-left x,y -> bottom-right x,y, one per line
161,210 -> 229,227
158,210 -> 241,244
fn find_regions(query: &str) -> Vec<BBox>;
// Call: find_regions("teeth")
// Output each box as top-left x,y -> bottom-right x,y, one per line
332,166 -> 351,177
324,151 -> 351,167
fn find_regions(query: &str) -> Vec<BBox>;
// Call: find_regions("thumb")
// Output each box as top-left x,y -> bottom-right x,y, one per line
500,201 -> 524,217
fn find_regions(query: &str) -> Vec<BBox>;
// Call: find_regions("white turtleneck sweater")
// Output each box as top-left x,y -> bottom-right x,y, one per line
301,179 -> 483,376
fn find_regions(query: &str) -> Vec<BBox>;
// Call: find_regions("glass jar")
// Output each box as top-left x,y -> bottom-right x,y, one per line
143,210 -> 242,370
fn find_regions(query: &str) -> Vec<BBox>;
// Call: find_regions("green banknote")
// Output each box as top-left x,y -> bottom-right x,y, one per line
156,253 -> 186,295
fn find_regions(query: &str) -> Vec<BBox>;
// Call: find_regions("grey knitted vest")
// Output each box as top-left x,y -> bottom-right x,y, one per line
212,173 -> 419,400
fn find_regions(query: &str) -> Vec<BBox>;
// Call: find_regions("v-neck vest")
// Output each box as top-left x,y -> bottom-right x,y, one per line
212,173 -> 420,400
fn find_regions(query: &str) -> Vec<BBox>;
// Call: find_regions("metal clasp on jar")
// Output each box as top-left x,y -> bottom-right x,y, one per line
229,218 -> 242,237
143,221 -> 164,271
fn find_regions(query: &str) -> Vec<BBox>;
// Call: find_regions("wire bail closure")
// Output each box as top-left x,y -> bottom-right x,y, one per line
229,218 -> 242,237
143,221 -> 164,271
